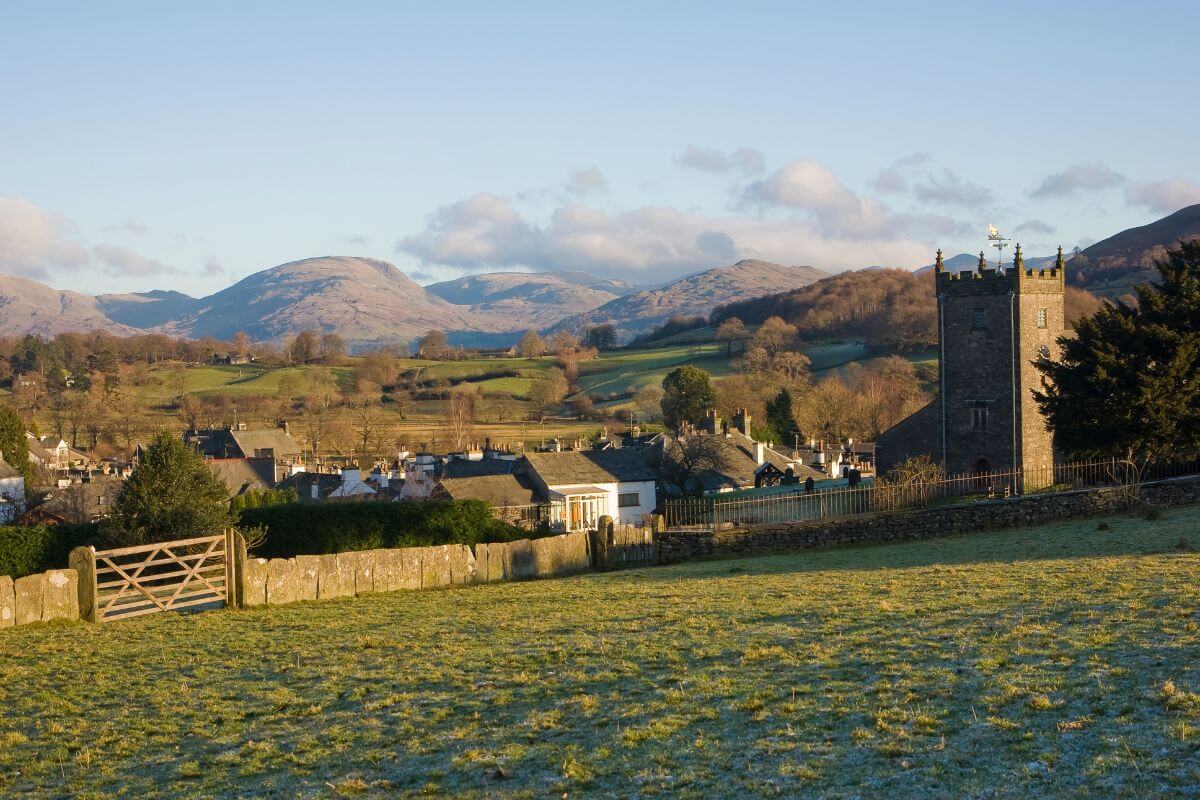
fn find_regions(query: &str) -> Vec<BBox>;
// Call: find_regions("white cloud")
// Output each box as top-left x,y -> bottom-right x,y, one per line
565,166 -> 608,198
1015,219 -> 1056,235
340,234 -> 368,245
912,170 -> 994,208
103,219 -> 150,236
1030,163 -> 1125,199
397,188 -> 934,280
1124,178 -> 1200,215
739,159 -> 968,242
201,257 -> 227,277
92,243 -> 182,277
0,197 -> 90,280
678,145 -> 765,175
870,152 -> 932,193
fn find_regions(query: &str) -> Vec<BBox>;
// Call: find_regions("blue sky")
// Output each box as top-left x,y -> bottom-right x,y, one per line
2,1 -> 1198,296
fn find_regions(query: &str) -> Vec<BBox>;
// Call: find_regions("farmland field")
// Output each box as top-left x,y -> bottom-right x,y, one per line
2,506 -> 1199,798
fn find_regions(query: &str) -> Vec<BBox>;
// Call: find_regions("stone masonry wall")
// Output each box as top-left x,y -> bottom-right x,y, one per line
241,531 -> 593,608
0,569 -> 80,629
656,476 -> 1200,563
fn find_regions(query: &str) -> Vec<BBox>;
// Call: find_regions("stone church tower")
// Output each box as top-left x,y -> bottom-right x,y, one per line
876,244 -> 1066,491
934,245 -> 1065,488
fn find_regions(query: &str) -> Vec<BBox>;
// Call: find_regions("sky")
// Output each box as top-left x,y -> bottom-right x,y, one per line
2,1 -> 1199,297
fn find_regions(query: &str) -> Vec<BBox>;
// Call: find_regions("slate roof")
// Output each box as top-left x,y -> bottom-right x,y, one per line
0,457 -> 21,480
436,474 -> 537,506
439,458 -> 518,479
522,448 -> 657,486
206,457 -> 277,498
186,427 -> 301,459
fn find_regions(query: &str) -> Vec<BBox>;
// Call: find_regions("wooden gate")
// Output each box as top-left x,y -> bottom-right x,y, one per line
73,531 -> 237,623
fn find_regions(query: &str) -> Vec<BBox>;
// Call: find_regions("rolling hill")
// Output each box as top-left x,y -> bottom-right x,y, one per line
551,259 -> 829,340
1068,203 -> 1200,298
0,275 -> 141,338
424,271 -> 632,328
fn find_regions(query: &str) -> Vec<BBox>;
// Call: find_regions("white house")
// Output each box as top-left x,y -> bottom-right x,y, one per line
0,456 -> 27,523
519,449 -> 657,531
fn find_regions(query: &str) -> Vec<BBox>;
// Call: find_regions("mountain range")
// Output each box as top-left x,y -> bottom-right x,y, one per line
0,256 -> 825,347
1,205 -> 1195,346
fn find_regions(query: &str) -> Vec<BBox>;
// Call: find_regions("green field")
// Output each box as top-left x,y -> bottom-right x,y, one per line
3,506 -> 1199,798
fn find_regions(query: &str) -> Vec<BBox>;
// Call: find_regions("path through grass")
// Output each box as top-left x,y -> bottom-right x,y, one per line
3,508 -> 1199,798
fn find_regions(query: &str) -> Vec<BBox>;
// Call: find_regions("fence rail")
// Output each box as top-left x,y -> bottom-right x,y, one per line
74,531 -> 237,623
664,455 -> 1200,530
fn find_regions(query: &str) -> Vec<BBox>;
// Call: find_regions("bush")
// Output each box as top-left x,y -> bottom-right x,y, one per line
0,523 -> 101,579
239,500 -> 531,558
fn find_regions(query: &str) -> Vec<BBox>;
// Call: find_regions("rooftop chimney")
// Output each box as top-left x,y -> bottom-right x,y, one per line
733,408 -> 751,437
754,441 -> 766,465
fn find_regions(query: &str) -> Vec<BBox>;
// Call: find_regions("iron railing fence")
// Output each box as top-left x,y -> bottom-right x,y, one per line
663,454 -> 1200,530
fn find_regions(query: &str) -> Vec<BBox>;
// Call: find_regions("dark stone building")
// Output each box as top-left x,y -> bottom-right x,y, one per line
877,246 -> 1065,489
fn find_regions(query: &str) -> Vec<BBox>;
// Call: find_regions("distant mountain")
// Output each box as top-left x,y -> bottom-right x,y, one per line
160,256 -> 497,344
551,259 -> 829,340
96,289 -> 201,328
425,271 -> 632,328
916,252 -> 1058,275
0,275 -> 140,338
1069,204 -> 1200,298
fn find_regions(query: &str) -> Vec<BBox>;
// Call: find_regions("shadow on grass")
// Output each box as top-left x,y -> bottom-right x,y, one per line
632,505 -> 1198,582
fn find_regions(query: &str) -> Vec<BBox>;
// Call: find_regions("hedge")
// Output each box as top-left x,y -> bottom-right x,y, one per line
239,500 -> 536,558
0,523 -> 101,579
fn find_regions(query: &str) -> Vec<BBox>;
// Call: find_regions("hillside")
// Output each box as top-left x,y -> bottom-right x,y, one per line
553,259 -> 829,340
0,275 -> 140,338
425,271 -> 629,328
4,507 -> 1197,797
1069,203 -> 1200,298
714,268 -> 937,349
162,256 -> 507,345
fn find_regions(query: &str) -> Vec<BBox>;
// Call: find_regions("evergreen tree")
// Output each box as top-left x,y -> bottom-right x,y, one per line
1035,240 -> 1200,462
102,431 -> 234,546
661,366 -> 716,431
0,402 -> 35,486
765,388 -> 799,445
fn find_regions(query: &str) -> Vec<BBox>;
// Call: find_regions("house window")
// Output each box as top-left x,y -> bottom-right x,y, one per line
617,492 -> 640,508
1036,308 -> 1047,328
971,402 -> 989,433
971,308 -> 987,331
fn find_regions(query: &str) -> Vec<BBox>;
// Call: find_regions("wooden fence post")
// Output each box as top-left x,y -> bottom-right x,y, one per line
69,545 -> 99,623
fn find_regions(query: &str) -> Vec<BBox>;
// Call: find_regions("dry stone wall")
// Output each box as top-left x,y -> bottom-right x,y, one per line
657,476 -> 1200,563
1,568 -> 80,628
241,532 -> 593,609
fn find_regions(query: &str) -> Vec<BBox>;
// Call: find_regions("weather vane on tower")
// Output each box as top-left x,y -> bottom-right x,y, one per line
987,224 -> 1009,269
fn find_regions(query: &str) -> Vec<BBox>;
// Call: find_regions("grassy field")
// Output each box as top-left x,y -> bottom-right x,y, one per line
3,507 -> 1199,798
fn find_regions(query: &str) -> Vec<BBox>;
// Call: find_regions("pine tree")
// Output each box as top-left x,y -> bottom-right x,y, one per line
102,431 -> 234,546
0,402 -> 35,486
1035,240 -> 1200,462
765,388 -> 799,445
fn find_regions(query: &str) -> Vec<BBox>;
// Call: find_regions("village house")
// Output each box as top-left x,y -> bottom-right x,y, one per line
25,433 -> 91,474
281,467 -> 378,502
518,448 -> 657,531
0,455 -> 27,523
205,457 -> 278,499
184,422 -> 303,482
20,474 -> 123,525
656,409 -> 827,495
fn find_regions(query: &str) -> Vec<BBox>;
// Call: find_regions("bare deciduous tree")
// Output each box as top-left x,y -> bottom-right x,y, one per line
661,435 -> 734,497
